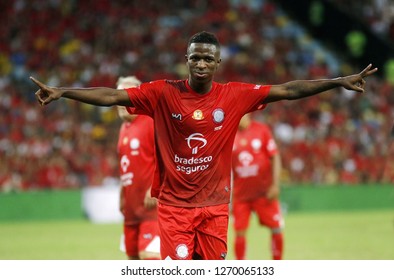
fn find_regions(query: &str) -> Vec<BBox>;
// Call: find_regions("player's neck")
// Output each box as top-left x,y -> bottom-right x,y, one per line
187,79 -> 212,95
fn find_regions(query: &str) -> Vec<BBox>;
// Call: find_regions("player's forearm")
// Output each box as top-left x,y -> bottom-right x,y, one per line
281,78 -> 343,100
266,78 -> 344,103
61,87 -> 130,106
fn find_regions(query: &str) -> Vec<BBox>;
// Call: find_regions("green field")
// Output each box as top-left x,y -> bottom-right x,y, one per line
1,209 -> 393,260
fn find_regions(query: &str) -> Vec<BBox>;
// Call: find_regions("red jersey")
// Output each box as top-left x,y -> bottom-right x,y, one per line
126,80 -> 271,207
117,115 -> 157,225
232,121 -> 278,202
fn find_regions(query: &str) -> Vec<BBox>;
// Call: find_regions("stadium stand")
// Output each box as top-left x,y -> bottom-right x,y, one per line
0,0 -> 392,191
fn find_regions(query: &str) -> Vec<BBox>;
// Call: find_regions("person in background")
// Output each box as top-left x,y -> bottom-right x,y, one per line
31,31 -> 377,260
382,124 -> 394,183
231,113 -> 284,260
116,76 -> 160,260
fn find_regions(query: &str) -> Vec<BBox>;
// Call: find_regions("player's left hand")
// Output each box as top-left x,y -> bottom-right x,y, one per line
341,64 -> 378,93
30,76 -> 62,106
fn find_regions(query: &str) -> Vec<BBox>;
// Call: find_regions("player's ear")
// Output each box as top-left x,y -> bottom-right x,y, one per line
215,58 -> 221,70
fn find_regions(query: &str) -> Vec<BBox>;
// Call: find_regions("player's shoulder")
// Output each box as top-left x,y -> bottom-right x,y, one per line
222,81 -> 252,87
141,79 -> 188,94
142,79 -> 183,86
220,81 -> 266,92
163,79 -> 188,91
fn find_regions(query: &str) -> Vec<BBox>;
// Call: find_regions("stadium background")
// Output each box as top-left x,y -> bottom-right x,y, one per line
0,0 -> 393,259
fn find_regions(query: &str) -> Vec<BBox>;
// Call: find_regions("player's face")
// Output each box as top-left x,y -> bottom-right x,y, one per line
186,43 -> 221,84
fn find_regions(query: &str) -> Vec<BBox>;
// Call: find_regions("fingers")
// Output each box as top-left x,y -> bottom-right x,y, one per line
35,90 -> 44,106
30,77 -> 46,106
30,76 -> 52,106
35,89 -> 51,106
29,76 -> 45,88
360,64 -> 378,77
350,64 -> 377,93
360,78 -> 366,87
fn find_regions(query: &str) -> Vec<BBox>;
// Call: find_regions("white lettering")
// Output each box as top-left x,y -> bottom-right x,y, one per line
174,154 -> 212,165
120,172 -> 134,186
172,113 -> 182,120
235,165 -> 259,178
176,164 -> 210,175
174,154 -> 212,175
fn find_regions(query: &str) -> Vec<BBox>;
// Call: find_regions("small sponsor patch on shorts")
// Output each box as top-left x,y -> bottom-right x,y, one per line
176,244 -> 189,259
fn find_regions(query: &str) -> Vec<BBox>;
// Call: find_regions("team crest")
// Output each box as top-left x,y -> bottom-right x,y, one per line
176,244 -> 189,259
192,110 -> 204,120
130,138 -> 140,150
251,139 -> 262,150
212,108 -> 225,124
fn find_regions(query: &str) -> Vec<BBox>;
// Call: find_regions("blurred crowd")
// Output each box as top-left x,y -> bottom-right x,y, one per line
329,0 -> 394,41
1,0 -> 393,192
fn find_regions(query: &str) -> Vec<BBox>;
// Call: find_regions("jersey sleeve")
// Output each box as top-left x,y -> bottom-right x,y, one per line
229,82 -> 271,113
125,80 -> 165,117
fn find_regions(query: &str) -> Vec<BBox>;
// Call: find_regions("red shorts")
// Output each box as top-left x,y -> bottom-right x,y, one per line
158,203 -> 229,260
122,220 -> 160,258
232,197 -> 284,231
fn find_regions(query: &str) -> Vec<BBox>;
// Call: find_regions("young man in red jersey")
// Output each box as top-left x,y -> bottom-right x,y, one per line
116,76 -> 160,260
231,113 -> 284,260
31,31 -> 377,260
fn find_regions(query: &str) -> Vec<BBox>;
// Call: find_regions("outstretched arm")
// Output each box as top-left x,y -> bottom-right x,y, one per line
30,77 -> 132,107
264,64 -> 378,103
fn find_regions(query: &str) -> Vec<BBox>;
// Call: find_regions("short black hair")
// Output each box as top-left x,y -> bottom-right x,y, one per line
188,31 -> 220,48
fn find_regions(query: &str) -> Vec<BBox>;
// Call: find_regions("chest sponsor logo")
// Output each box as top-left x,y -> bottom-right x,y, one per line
185,133 -> 207,154
239,151 -> 253,166
120,155 -> 130,172
174,133 -> 212,175
120,155 -> 134,186
235,151 -> 259,178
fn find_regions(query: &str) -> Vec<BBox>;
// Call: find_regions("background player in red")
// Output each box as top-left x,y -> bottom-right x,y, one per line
382,124 -> 394,183
31,31 -> 377,260
116,76 -> 160,260
231,113 -> 284,260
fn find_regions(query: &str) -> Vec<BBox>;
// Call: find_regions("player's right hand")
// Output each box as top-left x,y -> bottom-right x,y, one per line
30,77 -> 62,106
144,188 -> 157,209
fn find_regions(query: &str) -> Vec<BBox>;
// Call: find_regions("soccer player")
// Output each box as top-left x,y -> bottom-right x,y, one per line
116,76 -> 160,260
231,113 -> 284,260
30,31 -> 377,260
